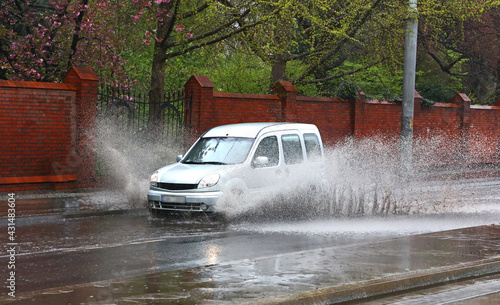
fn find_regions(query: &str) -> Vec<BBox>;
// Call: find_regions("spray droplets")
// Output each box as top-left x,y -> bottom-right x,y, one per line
92,117 -> 182,209
91,120 -> 498,224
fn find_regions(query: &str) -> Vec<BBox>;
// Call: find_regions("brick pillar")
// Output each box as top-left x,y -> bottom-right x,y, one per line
353,91 -> 365,139
63,67 -> 98,187
184,75 -> 214,138
496,98 -> 500,159
272,81 -> 298,122
497,98 -> 500,160
452,93 -> 471,160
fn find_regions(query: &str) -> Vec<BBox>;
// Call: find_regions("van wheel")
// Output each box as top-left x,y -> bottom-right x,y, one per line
231,188 -> 243,196
149,208 -> 163,218
230,189 -> 245,202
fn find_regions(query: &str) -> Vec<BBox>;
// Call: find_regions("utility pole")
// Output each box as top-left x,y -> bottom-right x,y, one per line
400,0 -> 418,175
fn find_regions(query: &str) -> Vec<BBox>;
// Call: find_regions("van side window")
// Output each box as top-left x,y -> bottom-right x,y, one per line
252,136 -> 279,168
282,134 -> 303,164
304,133 -> 321,162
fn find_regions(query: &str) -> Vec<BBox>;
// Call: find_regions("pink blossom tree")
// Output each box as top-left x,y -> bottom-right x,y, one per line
1,0 -> 281,108
0,0 -> 130,84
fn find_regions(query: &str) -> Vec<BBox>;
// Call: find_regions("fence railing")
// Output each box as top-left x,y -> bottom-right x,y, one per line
97,85 -> 191,143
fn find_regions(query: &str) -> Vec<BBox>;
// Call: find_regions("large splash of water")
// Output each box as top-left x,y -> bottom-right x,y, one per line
91,118 -> 182,209
219,134 -> 499,221
90,121 -> 499,221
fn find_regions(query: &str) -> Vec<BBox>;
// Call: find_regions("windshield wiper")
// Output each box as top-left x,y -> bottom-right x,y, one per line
182,161 -> 226,165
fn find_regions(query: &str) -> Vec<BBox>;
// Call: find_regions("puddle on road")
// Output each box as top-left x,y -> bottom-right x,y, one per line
0,212 -> 228,257
229,212 -> 500,237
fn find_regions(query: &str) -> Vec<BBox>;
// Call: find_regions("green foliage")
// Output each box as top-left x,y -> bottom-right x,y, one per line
121,43 -> 272,95
335,80 -> 359,102
286,60 -> 320,96
416,83 -> 456,104
161,45 -> 271,94
208,52 -> 271,94
420,98 -> 436,109
349,64 -> 404,100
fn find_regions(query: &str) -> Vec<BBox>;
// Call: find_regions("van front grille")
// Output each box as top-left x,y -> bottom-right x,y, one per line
157,183 -> 198,190
150,201 -> 202,211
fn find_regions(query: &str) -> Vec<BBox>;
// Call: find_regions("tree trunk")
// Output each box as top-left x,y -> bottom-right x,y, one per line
268,12 -> 291,91
66,0 -> 88,72
149,52 -> 166,124
148,1 -> 176,126
270,55 -> 287,90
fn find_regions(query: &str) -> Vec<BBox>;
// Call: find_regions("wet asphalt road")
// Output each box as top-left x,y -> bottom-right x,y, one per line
2,212 -> 399,294
1,171 -> 500,300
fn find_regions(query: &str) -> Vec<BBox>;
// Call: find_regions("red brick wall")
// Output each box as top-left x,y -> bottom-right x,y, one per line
296,96 -> 352,146
0,67 -> 98,192
185,76 -> 500,164
468,106 -> 500,161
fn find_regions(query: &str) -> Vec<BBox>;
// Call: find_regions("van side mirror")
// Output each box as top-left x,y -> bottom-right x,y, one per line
176,155 -> 183,162
253,156 -> 269,168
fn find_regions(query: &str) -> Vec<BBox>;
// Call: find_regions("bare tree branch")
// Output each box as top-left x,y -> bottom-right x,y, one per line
296,0 -> 384,82
296,59 -> 383,84
165,16 -> 265,59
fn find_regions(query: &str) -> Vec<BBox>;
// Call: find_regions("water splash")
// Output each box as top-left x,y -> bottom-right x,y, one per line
91,118 -> 182,209
219,134 -> 499,221
90,120 -> 498,221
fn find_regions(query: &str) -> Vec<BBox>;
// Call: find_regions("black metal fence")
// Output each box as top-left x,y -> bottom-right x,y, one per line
97,85 -> 191,143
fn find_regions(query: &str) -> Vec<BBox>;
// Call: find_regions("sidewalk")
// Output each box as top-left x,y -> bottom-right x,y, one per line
0,188 -> 141,218
1,224 -> 500,304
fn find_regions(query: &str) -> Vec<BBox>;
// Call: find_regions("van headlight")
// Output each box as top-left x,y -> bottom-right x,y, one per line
198,173 -> 220,189
150,171 -> 158,187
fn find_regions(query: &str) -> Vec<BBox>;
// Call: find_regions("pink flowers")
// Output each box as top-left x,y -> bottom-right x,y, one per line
1,0 -> 187,83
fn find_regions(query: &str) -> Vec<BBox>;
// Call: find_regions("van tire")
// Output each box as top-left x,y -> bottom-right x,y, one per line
230,188 -> 245,203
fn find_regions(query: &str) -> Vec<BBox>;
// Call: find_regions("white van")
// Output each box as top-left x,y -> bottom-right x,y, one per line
147,122 -> 325,213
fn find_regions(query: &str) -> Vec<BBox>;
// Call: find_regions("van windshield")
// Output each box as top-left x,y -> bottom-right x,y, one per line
182,137 -> 255,165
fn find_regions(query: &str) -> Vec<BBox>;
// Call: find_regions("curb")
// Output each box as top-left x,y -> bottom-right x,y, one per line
1,190 -> 148,219
258,257 -> 500,305
62,208 -> 145,218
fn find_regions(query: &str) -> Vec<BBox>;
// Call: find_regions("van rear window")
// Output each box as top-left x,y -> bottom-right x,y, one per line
304,133 -> 321,162
282,134 -> 303,164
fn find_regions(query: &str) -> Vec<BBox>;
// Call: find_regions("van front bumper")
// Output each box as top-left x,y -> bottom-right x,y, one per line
147,188 -> 222,212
